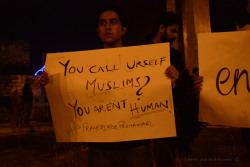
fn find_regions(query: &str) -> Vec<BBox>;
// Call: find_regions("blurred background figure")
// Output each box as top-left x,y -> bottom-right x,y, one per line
10,89 -> 22,131
21,78 -> 34,132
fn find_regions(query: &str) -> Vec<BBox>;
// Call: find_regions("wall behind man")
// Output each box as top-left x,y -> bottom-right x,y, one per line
210,0 -> 249,32
0,0 -> 166,75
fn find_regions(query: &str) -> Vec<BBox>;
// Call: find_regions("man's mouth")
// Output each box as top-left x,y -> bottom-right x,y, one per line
105,33 -> 113,36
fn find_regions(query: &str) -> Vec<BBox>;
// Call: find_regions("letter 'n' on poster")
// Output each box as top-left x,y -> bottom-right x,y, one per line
198,30 -> 250,128
45,43 -> 176,142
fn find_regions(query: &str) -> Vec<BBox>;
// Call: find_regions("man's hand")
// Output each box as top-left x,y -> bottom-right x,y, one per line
193,76 -> 203,92
165,65 -> 180,84
40,72 -> 49,88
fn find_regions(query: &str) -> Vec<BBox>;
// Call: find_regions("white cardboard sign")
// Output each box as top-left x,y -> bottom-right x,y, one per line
198,31 -> 250,128
45,43 -> 176,142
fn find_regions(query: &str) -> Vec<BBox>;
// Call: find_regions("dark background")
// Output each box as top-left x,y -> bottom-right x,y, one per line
0,0 -> 166,75
0,0 -> 248,75
209,0 -> 249,32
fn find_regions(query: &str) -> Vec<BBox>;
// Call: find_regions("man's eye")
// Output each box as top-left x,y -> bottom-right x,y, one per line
171,29 -> 178,33
99,21 -> 106,26
110,19 -> 119,25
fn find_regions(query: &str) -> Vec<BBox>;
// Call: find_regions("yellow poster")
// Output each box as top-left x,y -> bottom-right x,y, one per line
198,30 -> 250,128
45,43 -> 176,142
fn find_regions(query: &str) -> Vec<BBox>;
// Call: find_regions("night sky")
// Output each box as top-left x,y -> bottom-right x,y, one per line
0,0 -> 166,74
0,0 -> 248,75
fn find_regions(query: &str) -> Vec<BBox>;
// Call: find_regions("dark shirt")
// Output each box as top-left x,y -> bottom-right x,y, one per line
88,139 -> 150,150
141,40 -> 198,143
22,84 -> 33,102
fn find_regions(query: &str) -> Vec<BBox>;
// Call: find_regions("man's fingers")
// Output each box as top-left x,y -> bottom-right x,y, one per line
40,72 -> 49,87
193,76 -> 204,92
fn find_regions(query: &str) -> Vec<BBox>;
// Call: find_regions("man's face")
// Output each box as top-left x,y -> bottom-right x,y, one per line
27,79 -> 32,85
97,10 -> 126,47
162,24 -> 179,44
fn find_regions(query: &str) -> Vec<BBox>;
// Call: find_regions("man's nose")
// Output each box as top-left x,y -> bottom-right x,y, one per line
105,22 -> 111,30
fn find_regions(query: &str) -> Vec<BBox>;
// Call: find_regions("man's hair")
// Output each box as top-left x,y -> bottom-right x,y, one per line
95,3 -> 127,28
142,12 -> 181,44
152,12 -> 181,35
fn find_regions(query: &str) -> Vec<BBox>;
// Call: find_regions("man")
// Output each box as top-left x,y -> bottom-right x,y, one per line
142,12 -> 203,167
22,78 -> 34,131
10,89 -> 22,131
41,5 -> 153,167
